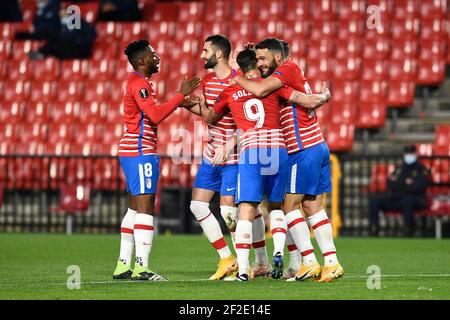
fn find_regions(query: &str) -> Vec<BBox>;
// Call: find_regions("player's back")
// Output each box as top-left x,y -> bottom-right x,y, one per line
273,60 -> 325,153
118,72 -> 158,157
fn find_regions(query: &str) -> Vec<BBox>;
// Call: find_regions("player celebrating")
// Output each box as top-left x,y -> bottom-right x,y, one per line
112,39 -> 200,281
231,38 -> 343,282
184,35 -> 239,280
193,49 -> 331,280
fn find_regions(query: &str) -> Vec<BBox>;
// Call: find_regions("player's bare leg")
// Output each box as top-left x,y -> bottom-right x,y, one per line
191,188 -> 235,280
302,194 -> 343,282
283,194 -> 321,281
113,193 -> 136,279
131,194 -> 167,281
267,202 -> 286,279
229,202 -> 256,281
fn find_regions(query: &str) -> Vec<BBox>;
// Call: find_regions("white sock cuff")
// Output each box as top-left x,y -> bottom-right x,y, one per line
220,206 -> 237,217
308,209 -> 328,226
121,208 -> 136,228
270,210 -> 287,229
236,220 -> 252,243
134,213 -> 153,226
190,201 -> 210,221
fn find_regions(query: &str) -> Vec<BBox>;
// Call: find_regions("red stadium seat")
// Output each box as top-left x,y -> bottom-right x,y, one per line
0,23 -> 17,40
337,20 -> 365,40
390,39 -> 419,60
79,101 -> 108,123
256,0 -> 285,21
105,104 -> 124,124
29,80 -> 57,103
362,37 -> 390,60
391,18 -> 420,40
109,80 -> 125,105
420,0 -> 447,20
323,123 -> 355,152
416,143 -> 434,156
429,158 -> 450,184
91,40 -> 118,61
283,21 -> 310,43
0,101 -> 26,124
335,38 -> 363,60
202,21 -> 229,38
306,58 -> 333,81
95,22 -> 122,40
20,1 -> 37,22
229,22 -> 255,47
177,1 -> 205,22
0,123 -> 19,141
362,59 -> 389,81
205,0 -> 231,21
171,37 -> 202,61
433,145 -> 450,157
389,59 -> 417,81
5,60 -> 33,81
356,102 -> 387,128
74,2 -> 99,23
0,41 -> 11,60
87,60 -> 116,81
420,18 -> 447,40
419,39 -> 446,60
332,57 -> 362,81
73,123 -> 103,145
368,163 -> 396,193
26,101 -> 50,123
435,125 -> 450,146
103,122 -> 123,145
17,122 -> 48,144
284,0 -> 310,21
114,62 -> 134,82
173,22 -> 203,42
3,80 -> 31,102
360,80 -> 387,103
50,101 -> 80,124
416,58 -> 446,85
310,0 -> 336,21
121,22 -> 148,41
307,40 -> 334,60
330,80 -> 360,103
329,101 -> 357,125
46,122 -> 75,144
338,0 -> 366,20
32,58 -> 61,81
61,59 -> 89,82
387,81 -> 415,107
148,2 -> 178,21
254,20 -> 284,39
56,80 -> 84,103
83,81 -> 110,103
288,38 -> 308,57
11,40 -> 42,61
230,0 -> 257,21
148,21 -> 176,42
394,0 -> 419,20
310,20 -> 337,41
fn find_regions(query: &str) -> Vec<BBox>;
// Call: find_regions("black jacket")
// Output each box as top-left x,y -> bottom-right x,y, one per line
387,161 -> 429,197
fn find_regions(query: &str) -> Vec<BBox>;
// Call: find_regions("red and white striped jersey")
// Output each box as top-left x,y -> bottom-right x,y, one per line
118,72 -> 183,157
202,69 -> 239,165
213,78 -> 292,152
272,60 -> 325,154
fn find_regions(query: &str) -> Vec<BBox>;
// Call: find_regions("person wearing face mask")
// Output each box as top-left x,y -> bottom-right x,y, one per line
369,145 -> 429,237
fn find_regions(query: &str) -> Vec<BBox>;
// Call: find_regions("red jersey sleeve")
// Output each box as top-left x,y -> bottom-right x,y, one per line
271,62 -> 297,88
131,78 -> 184,125
276,86 -> 294,101
212,89 -> 230,116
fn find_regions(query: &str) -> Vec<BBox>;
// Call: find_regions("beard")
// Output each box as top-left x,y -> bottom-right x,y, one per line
259,59 -> 278,78
204,55 -> 218,69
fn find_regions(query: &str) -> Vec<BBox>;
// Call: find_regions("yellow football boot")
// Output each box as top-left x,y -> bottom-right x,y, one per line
316,263 -> 344,282
294,263 -> 322,281
209,255 -> 237,280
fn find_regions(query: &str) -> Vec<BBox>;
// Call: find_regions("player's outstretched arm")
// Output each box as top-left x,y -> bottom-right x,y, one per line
289,82 -> 331,109
200,105 -> 223,124
230,76 -> 283,97
140,76 -> 200,124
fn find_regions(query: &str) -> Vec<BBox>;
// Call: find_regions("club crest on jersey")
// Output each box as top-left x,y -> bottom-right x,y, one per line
140,88 -> 149,99
146,178 -> 151,189
273,71 -> 283,76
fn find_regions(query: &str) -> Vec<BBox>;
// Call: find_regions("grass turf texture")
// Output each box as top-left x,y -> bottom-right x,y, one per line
0,234 -> 449,300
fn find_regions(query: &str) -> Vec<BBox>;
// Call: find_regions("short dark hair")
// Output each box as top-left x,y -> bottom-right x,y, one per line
280,40 -> 290,59
236,49 -> 257,73
204,34 -> 232,60
255,38 -> 284,55
124,39 -> 149,67
404,144 -> 417,153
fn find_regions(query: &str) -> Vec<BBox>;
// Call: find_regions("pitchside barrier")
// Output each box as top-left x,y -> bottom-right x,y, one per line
0,154 -> 449,237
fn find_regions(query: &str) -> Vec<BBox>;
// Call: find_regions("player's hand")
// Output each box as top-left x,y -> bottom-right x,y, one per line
179,76 -> 201,96
211,144 -> 227,166
229,75 -> 244,85
321,81 -> 331,102
180,96 -> 200,108
244,42 -> 255,50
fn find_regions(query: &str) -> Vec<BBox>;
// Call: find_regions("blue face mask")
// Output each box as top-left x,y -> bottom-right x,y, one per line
404,154 -> 417,165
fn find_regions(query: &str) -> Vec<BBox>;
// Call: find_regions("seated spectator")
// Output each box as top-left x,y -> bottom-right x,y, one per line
16,0 -> 61,40
369,144 -> 429,237
28,6 -> 96,60
97,0 -> 141,21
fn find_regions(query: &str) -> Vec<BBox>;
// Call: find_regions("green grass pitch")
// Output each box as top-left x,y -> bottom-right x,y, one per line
0,234 -> 449,300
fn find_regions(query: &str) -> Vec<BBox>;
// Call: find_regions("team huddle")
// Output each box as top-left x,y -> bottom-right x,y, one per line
112,34 -> 344,283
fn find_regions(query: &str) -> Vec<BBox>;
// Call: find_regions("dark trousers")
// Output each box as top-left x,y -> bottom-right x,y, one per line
369,194 -> 427,236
